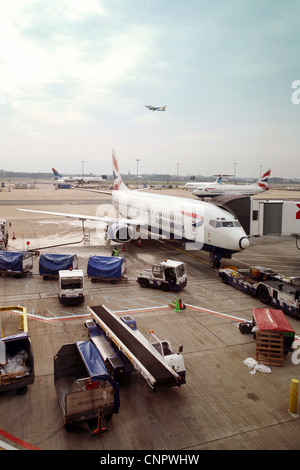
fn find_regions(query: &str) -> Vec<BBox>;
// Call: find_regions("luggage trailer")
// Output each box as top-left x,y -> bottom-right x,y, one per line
87,305 -> 185,391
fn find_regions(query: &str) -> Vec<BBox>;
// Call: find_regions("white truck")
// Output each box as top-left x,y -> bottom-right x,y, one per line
137,259 -> 187,292
58,269 -> 85,305
121,313 -> 186,382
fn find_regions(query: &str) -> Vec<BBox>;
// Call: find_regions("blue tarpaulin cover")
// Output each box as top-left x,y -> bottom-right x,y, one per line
87,256 -> 124,279
76,341 -> 120,412
1,332 -> 29,342
0,251 -> 25,272
39,254 -> 75,275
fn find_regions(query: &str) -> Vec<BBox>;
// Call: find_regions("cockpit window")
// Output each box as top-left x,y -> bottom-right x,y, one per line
209,219 -> 241,228
221,221 -> 234,227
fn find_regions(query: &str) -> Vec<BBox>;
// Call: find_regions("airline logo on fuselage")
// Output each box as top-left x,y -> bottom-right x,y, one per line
180,211 -> 204,227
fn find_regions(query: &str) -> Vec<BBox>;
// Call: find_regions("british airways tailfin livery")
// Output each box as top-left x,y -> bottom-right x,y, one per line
18,150 -> 249,267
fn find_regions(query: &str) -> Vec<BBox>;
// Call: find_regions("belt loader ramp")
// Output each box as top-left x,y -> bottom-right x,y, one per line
87,305 -> 186,391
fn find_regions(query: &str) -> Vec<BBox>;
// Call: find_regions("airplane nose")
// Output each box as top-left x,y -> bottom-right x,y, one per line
239,236 -> 249,250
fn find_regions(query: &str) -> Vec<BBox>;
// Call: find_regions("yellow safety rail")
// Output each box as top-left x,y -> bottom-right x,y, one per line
0,306 -> 28,337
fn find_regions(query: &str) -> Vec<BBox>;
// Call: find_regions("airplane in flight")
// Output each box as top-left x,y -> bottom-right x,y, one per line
52,168 -> 104,183
192,169 -> 271,198
18,150 -> 249,267
145,105 -> 166,111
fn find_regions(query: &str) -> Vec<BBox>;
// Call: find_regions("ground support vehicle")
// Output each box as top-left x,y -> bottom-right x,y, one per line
0,306 -> 34,395
58,269 -> 84,305
87,255 -> 126,284
39,253 -> 78,280
0,251 -> 33,278
0,219 -> 8,250
136,259 -> 187,292
84,320 -> 133,381
88,305 -> 186,391
219,265 -> 300,318
54,341 -> 120,432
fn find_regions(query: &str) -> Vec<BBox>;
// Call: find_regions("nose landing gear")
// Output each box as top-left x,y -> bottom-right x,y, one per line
210,250 -> 221,269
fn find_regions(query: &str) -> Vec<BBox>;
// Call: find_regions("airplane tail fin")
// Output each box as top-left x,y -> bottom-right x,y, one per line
257,169 -> 271,189
112,149 -> 129,191
162,106 -> 166,110
52,168 -> 63,179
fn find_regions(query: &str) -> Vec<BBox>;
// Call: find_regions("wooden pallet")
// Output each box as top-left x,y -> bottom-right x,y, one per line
256,331 -> 283,366
0,370 -> 25,386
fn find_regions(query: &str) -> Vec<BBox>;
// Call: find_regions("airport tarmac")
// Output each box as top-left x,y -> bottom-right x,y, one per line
0,183 -> 300,451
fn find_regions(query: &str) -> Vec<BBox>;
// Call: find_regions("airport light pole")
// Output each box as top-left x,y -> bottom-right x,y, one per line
177,163 -> 179,188
81,160 -> 84,187
136,158 -> 140,189
234,162 -> 237,184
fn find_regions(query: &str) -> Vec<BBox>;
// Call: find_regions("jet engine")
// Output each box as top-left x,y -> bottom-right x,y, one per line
107,222 -> 135,242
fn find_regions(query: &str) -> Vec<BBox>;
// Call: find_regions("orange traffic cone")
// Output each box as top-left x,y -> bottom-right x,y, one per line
137,237 -> 141,247
12,232 -> 16,239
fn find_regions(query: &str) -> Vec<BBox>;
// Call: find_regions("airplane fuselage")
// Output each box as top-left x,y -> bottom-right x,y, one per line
185,181 -> 219,189
111,189 -> 249,257
193,184 -> 267,198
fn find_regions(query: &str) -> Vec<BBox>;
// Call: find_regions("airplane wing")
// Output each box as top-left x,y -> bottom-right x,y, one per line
78,188 -> 112,195
17,208 -> 147,226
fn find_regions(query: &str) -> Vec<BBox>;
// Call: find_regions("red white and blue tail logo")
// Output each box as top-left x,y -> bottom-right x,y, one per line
52,168 -> 63,179
112,149 -> 129,191
257,169 -> 271,189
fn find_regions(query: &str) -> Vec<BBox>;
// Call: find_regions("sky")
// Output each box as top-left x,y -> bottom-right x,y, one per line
1,0 -> 300,179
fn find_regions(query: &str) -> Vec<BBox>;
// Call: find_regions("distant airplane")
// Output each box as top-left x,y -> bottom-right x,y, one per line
18,150 -> 249,268
185,175 -> 232,190
145,105 -> 166,111
192,169 -> 271,198
52,168 -> 103,183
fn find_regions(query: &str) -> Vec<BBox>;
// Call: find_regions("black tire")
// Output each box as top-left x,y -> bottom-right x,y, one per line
16,386 -> 28,395
210,259 -> 220,269
221,273 -> 228,284
139,278 -> 149,288
161,283 -> 169,291
257,285 -> 270,304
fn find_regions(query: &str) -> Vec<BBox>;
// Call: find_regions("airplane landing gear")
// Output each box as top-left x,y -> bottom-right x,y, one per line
210,250 -> 221,269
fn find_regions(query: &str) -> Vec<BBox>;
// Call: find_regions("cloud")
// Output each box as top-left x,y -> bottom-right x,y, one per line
1,1 -> 158,126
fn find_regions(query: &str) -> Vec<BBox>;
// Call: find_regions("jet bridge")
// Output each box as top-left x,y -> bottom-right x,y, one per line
212,195 -> 300,241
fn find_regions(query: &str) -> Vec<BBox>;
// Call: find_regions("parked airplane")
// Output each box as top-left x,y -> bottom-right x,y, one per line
52,168 -> 103,183
192,169 -> 271,198
18,151 -> 249,267
185,175 -> 228,189
145,105 -> 166,111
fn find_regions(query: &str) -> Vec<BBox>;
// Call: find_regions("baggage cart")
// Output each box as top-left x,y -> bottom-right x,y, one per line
0,306 -> 34,395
